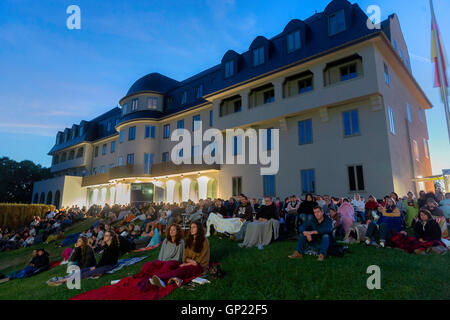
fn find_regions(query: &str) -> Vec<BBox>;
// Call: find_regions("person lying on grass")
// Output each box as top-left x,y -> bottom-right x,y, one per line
288,205 -> 333,261
150,221 -> 210,288
8,248 -> 49,280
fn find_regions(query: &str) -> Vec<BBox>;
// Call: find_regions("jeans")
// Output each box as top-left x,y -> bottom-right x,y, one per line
356,211 -> 366,223
365,222 -> 391,242
8,265 -> 36,279
296,233 -> 330,255
285,213 -> 297,233
234,221 -> 249,241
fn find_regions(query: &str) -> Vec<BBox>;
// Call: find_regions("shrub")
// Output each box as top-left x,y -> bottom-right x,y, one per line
0,203 -> 56,230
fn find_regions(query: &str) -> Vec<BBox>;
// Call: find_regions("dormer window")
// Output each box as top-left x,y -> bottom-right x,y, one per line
328,9 -> 346,36
147,97 -> 158,110
131,98 -> 139,111
123,103 -> 128,114
225,60 -> 234,78
287,30 -> 301,53
181,91 -> 187,105
195,84 -> 203,99
253,46 -> 265,66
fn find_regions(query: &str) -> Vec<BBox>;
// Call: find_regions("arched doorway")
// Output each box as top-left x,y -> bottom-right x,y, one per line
40,192 -> 45,204
189,180 -> 199,202
33,193 -> 38,204
46,191 -> 53,205
54,190 -> 61,209
173,182 -> 181,204
207,178 -> 217,199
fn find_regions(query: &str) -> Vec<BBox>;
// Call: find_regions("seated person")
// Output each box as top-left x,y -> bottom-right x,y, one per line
414,209 -> 442,242
420,198 -> 448,238
150,221 -> 209,288
365,198 -> 405,248
256,197 -> 279,222
288,206 -> 333,261
329,207 -> 344,239
232,195 -> 253,241
8,248 -> 49,279
68,236 -> 96,269
158,224 -> 185,263
441,192 -> 450,220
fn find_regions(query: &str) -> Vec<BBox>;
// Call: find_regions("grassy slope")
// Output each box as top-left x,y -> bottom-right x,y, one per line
0,230 -> 449,300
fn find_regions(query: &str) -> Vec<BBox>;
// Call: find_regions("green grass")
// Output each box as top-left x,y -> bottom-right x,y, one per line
0,232 -> 449,300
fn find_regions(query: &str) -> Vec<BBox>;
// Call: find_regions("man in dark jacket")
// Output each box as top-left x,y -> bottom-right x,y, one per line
232,195 -> 253,241
256,197 -> 279,221
289,206 -> 333,261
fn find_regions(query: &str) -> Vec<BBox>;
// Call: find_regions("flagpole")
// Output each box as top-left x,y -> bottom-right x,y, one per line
430,0 -> 450,143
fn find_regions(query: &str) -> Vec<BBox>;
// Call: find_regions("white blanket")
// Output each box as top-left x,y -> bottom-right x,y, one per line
206,213 -> 243,237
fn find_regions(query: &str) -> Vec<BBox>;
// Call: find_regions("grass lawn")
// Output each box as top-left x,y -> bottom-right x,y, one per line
0,228 -> 449,300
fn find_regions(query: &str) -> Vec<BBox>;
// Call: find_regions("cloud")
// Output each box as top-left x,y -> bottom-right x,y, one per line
410,53 -> 431,64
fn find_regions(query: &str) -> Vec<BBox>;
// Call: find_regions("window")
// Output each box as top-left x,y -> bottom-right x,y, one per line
147,97 -> 158,110
225,60 -> 234,78
145,125 -> 151,138
424,139 -> 430,159
118,156 -> 123,166
131,98 -> 139,111
399,49 -> 404,61
388,106 -> 396,135
106,122 -> 111,132
162,152 -> 169,162
393,40 -> 397,51
287,30 -> 301,53
253,46 -> 265,66
406,103 -> 412,123
233,135 -> 242,156
102,144 -> 107,155
298,77 -> 313,94
263,128 -> 273,151
263,175 -> 275,197
52,155 -> 59,165
109,163 -> 114,169
110,141 -> 115,153
329,10 -> 346,36
234,100 -> 242,113
100,166 -> 105,174
127,153 -> 134,165
263,89 -> 275,104
123,103 -> 128,114
193,115 -> 201,131
150,126 -> 155,138
76,147 -> 83,158
120,130 -> 124,143
232,177 -> 242,196
419,107 -> 424,122
181,91 -> 187,105
92,167 -> 97,175
298,119 -> 312,145
195,84 -> 203,99
413,140 -> 419,161
94,146 -> 99,157
384,63 -> 390,86
343,110 -> 360,137
177,120 -> 184,130
61,153 -> 67,162
128,126 -> 136,141
340,63 -> 357,81
301,169 -> 315,194
210,110 -> 213,127
348,165 -> 365,191
144,153 -> 155,174
163,124 -> 170,139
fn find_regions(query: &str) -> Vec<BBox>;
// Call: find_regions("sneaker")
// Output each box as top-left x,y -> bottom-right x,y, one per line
151,275 -> 166,288
317,254 -> 325,261
288,251 -> 303,259
414,249 -> 426,255
238,242 -> 245,248
168,277 -> 183,287
379,241 -> 385,248
257,244 -> 264,250
365,239 -> 371,246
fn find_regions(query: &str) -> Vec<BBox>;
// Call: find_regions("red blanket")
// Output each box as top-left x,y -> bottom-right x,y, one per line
390,232 -> 446,253
70,260 -> 202,300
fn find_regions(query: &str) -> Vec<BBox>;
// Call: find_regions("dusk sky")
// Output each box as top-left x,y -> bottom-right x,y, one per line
0,0 -> 449,174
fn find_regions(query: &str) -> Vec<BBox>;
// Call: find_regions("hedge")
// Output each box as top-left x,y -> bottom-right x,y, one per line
0,204 -> 56,230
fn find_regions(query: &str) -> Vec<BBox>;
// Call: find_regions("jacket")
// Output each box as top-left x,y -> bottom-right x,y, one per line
413,219 -> 442,241
256,203 -> 279,221
70,246 -> 96,269
233,203 -> 253,221
299,215 -> 333,236
96,242 -> 119,268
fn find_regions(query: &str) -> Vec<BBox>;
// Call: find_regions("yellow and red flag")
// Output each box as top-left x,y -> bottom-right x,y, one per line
431,4 -> 448,100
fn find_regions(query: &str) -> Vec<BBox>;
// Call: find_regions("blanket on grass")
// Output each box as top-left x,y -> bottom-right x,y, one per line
70,260 -> 202,300
390,232 -> 447,254
242,219 -> 279,248
105,256 -> 147,274
205,213 -> 243,237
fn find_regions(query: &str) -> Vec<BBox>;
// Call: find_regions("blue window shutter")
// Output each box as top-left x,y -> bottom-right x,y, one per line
309,170 -> 315,193
151,126 -> 155,138
267,129 -> 272,150
301,170 -> 308,194
144,153 -> 149,174
270,175 -> 275,196
351,110 -> 359,135
305,120 -> 312,143
343,112 -> 351,136
299,121 -> 305,144
149,154 -> 154,174
234,136 -> 238,155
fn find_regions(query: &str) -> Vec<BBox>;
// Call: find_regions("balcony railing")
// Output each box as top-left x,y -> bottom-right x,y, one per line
81,162 -> 220,187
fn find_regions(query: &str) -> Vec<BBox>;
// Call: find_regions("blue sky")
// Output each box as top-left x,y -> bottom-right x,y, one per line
0,0 -> 449,174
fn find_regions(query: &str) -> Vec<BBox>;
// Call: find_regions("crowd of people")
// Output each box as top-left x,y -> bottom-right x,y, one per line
0,188 -> 449,287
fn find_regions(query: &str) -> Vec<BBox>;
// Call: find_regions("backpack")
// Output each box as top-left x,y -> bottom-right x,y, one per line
328,243 -> 345,257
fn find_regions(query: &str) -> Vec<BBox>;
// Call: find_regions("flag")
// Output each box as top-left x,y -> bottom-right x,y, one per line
431,10 -> 449,102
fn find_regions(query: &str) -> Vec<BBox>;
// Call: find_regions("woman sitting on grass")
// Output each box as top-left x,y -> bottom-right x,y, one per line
140,221 -> 210,289
68,236 -> 96,269
157,223 -> 185,263
389,209 -> 447,255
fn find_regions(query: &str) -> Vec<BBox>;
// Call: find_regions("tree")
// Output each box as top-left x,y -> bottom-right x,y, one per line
0,157 -> 52,203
